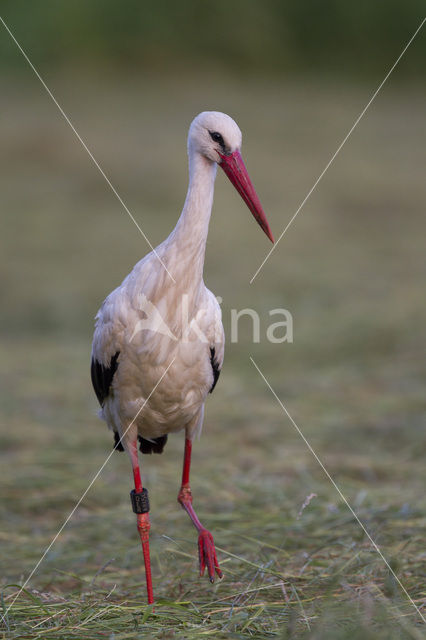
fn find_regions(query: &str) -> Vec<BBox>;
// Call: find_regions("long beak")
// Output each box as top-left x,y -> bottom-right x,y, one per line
219,150 -> 274,243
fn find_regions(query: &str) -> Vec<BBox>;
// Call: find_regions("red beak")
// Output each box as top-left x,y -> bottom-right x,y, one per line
219,150 -> 274,243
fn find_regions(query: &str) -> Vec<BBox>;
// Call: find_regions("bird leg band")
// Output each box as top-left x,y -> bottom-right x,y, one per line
130,488 -> 150,513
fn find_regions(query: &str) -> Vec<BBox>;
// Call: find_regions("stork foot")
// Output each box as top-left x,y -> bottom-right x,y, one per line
198,529 -> 223,582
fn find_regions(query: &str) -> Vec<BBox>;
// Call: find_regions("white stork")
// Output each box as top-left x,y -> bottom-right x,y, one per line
91,111 -> 274,604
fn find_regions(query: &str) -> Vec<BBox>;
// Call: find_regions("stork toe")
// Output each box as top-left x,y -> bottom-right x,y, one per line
198,529 -> 222,582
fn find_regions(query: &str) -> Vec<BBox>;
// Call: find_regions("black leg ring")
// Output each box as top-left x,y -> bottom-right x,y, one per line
130,488 -> 150,514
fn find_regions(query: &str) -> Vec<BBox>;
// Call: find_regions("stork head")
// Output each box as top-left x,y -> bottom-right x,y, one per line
188,111 -> 274,243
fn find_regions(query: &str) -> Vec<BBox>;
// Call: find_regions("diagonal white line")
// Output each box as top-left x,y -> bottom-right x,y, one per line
250,17 -> 426,284
249,356 -> 425,624
0,15 -> 176,284
4,358 -> 175,617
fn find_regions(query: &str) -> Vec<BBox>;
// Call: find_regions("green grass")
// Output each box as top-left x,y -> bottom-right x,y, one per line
0,74 -> 425,638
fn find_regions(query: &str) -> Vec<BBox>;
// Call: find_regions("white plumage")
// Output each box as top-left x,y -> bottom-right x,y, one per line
92,278 -> 223,441
90,111 -> 273,604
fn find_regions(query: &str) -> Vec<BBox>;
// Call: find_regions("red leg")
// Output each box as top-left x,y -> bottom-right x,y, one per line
129,440 -> 154,605
178,438 -> 222,582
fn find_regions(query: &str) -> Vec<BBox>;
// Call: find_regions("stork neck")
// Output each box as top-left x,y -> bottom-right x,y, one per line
170,151 -> 217,279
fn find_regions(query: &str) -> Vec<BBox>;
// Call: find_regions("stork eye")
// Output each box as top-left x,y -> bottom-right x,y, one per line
209,131 -> 224,146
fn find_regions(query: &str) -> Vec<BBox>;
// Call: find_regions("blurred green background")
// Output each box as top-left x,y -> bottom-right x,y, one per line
1,1 -> 426,77
0,3 -> 425,639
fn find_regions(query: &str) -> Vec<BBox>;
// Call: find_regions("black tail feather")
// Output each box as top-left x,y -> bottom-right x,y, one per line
113,431 -> 125,451
138,434 -> 168,454
112,431 -> 168,454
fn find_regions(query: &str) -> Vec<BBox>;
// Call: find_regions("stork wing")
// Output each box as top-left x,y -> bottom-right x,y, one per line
91,289 -> 124,408
201,288 -> 224,394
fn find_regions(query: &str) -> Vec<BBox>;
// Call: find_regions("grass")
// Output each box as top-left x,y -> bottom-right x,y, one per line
0,73 -> 425,638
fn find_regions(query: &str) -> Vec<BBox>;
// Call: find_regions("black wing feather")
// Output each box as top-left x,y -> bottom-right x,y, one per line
91,351 -> 120,407
209,347 -> 221,393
